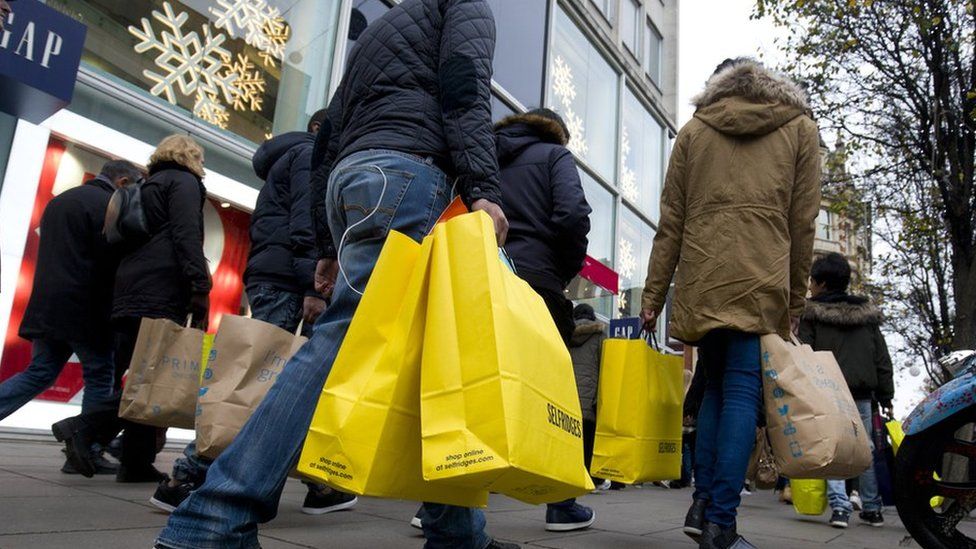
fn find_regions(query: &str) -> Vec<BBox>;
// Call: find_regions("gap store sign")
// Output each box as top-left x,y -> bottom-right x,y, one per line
0,0 -> 86,123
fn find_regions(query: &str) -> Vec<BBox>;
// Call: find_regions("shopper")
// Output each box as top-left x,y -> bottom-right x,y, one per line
567,304 -> 607,490
150,113 -> 357,516
56,135 -> 212,483
154,1 -> 514,548
641,57 -> 821,549
1,160 -> 142,474
799,252 -> 893,529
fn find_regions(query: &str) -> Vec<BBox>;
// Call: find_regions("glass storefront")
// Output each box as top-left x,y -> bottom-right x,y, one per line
488,0 -> 548,109
617,206 -> 655,317
50,0 -> 342,145
621,87 -> 664,221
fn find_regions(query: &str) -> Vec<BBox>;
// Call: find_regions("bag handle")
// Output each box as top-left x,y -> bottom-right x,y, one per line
642,329 -> 661,351
295,320 -> 304,337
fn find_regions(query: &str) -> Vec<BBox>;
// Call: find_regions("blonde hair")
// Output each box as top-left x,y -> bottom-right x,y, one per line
148,135 -> 205,178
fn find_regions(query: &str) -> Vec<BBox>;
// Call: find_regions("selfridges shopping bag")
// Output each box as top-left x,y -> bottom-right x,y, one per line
119,317 -> 205,429
761,334 -> 872,478
791,479 -> 827,516
195,315 -> 307,459
420,212 -> 593,505
298,231 -> 488,507
590,338 -> 683,483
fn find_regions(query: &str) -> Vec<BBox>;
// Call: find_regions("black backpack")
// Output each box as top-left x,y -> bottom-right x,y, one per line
103,183 -> 150,244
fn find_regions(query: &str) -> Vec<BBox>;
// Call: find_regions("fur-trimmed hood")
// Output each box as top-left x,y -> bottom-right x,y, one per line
693,61 -> 811,137
802,295 -> 884,327
495,113 -> 569,164
570,320 -> 605,346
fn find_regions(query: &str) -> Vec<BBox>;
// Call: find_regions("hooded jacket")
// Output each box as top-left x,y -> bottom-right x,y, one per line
642,61 -> 822,342
494,113 -> 591,291
798,292 -> 894,404
310,0 -> 500,259
112,161 -> 211,322
244,132 -> 317,293
568,319 -> 606,422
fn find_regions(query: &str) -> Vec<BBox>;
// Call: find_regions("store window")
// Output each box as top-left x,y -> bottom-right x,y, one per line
617,206 -> 654,317
574,169 -> 616,319
487,0 -> 547,109
645,18 -> 663,86
548,6 -> 619,182
621,0 -> 641,58
53,0 -> 343,145
590,0 -> 615,22
621,88 -> 664,220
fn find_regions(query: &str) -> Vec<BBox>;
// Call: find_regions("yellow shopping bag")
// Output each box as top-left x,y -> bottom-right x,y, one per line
420,212 -> 593,505
791,478 -> 827,515
298,231 -> 488,507
590,339 -> 684,483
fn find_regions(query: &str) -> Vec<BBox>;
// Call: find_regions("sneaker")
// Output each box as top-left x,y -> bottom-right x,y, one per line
683,498 -> 707,540
849,490 -> 862,511
150,480 -> 196,513
60,447 -> 118,475
609,481 -> 626,490
301,486 -> 358,515
740,486 -> 753,496
700,522 -> 758,549
116,464 -> 169,483
590,479 -> 611,493
544,503 -> 595,532
829,509 -> 850,528
484,540 -> 520,549
859,510 -> 884,527
410,506 -> 424,530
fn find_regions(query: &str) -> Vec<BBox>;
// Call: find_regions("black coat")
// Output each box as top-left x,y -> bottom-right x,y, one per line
798,292 -> 895,405
19,177 -> 120,347
112,162 -> 211,322
495,115 -> 591,291
244,132 -> 317,293
310,0 -> 500,258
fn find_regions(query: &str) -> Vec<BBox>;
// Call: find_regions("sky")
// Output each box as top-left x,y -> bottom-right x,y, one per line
676,1 -> 926,418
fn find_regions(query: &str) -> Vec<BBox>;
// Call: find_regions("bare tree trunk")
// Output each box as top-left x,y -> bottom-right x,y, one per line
953,257 -> 976,351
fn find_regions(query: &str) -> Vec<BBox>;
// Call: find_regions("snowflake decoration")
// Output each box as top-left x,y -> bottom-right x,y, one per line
259,17 -> 290,68
620,168 -> 639,203
210,0 -> 285,61
193,91 -> 230,129
618,290 -> 629,313
564,110 -> 588,157
618,239 -> 637,280
128,2 -> 238,107
551,56 -> 577,104
223,53 -> 266,111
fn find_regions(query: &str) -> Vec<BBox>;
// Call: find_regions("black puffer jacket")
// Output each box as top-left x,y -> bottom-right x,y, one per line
311,0 -> 499,258
798,292 -> 894,405
244,132 -> 317,293
495,114 -> 591,291
19,177 -> 120,347
112,162 -> 211,322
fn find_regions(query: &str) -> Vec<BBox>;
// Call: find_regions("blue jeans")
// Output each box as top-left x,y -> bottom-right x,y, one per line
693,330 -> 762,528
0,338 -> 115,420
827,399 -> 882,513
158,150 -> 488,549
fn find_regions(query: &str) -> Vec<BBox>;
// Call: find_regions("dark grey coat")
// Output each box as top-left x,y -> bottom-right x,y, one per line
569,320 -> 606,422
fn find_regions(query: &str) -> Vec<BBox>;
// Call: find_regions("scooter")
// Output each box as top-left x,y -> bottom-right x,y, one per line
895,350 -> 976,548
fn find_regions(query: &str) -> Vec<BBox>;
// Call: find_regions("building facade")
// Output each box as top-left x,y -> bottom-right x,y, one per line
0,0 -> 678,416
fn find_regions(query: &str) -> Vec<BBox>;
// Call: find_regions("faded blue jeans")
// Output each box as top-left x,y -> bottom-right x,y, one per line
693,330 -> 762,529
827,399 -> 883,513
0,338 -> 115,420
157,150 -> 489,549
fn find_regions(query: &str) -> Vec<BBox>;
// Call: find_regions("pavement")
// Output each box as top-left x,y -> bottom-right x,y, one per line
0,431 -> 924,549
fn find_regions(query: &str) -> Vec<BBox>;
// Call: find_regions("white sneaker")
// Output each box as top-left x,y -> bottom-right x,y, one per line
850,491 -> 863,511
740,486 -> 754,496
590,479 -> 611,493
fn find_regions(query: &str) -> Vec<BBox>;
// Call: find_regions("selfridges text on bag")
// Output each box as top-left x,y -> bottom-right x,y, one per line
761,334 -> 872,479
195,315 -> 307,459
420,212 -> 593,505
119,317 -> 205,429
590,337 -> 683,483
298,231 -> 488,507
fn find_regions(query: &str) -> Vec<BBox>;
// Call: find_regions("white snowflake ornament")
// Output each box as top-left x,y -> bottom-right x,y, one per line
223,53 -> 266,111
210,0 -> 287,64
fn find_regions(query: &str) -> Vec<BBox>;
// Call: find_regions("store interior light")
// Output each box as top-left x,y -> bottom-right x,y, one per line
220,202 -> 231,209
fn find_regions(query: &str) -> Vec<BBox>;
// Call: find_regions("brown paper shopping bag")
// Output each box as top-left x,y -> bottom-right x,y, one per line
194,315 -> 307,459
761,334 -> 872,479
119,317 -> 206,429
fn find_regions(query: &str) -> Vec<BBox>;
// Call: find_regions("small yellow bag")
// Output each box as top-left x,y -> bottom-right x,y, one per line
590,339 -> 684,483
298,231 -> 488,507
887,420 -> 943,508
791,478 -> 827,516
420,212 -> 593,504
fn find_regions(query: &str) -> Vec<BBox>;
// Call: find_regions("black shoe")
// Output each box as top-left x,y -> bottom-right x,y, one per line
859,510 -> 884,527
829,509 -> 850,528
116,464 -> 169,483
699,522 -> 757,549
150,480 -> 196,513
544,502 -> 595,532
684,498 -> 707,540
609,481 -> 626,490
301,485 -> 358,515
484,540 -> 520,549
52,418 -> 96,478
61,452 -> 118,475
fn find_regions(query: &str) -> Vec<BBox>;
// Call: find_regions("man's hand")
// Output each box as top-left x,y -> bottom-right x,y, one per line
314,258 -> 339,297
189,292 -> 210,331
640,308 -> 658,332
472,199 -> 509,246
790,316 -> 801,336
303,296 -> 326,325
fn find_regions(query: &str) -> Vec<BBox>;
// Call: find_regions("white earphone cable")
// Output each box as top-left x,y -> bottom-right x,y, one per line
336,165 -> 389,296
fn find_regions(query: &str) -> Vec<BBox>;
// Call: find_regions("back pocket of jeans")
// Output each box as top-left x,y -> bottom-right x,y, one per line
336,165 -> 414,243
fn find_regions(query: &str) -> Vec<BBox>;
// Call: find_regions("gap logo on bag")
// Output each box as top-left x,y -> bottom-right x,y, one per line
546,402 -> 583,438
763,351 -> 803,458
609,317 -> 642,339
